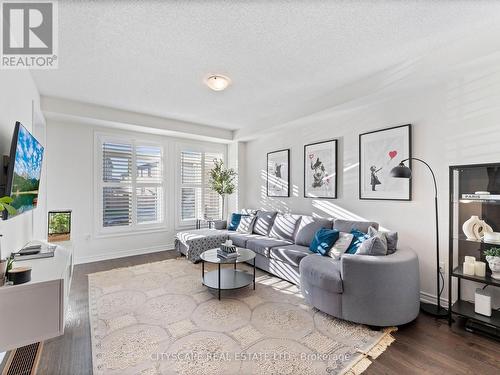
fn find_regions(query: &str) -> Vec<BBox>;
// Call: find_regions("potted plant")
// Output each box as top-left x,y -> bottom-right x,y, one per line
208,159 -> 237,220
484,247 -> 500,280
0,196 -> 16,217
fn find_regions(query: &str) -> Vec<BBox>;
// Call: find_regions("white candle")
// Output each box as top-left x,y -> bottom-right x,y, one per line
475,261 -> 486,277
464,256 -> 476,264
463,261 -> 475,276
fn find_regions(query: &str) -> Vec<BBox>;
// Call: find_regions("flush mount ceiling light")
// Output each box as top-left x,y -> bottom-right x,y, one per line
205,74 -> 231,91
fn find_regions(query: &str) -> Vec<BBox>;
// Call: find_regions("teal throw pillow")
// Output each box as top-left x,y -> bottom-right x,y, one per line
346,229 -> 370,254
309,228 -> 340,256
228,213 -> 248,231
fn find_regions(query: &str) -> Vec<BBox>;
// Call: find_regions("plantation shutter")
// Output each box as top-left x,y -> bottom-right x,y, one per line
102,142 -> 133,227
100,139 -> 164,230
180,151 -> 202,220
180,150 -> 223,222
136,145 -> 162,184
204,152 -> 223,220
136,145 -> 163,224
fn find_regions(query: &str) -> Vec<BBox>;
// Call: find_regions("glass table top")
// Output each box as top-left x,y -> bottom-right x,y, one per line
200,248 -> 256,264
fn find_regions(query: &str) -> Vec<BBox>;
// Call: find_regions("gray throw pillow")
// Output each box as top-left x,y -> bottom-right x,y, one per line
253,211 -> 277,236
295,216 -> 333,247
368,226 -> 398,254
269,214 -> 301,241
356,232 -> 387,256
334,219 -> 379,233
237,216 -> 256,234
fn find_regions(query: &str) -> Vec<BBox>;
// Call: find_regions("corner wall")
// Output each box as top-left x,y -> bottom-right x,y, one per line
0,71 -> 45,259
242,57 -> 500,306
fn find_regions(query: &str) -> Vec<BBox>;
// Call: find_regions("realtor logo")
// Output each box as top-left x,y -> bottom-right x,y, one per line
1,1 -> 58,69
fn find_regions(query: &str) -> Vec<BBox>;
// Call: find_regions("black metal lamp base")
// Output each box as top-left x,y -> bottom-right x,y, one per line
420,302 -> 449,318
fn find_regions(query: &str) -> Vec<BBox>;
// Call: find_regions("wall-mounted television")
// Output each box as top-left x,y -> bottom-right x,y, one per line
3,122 -> 44,219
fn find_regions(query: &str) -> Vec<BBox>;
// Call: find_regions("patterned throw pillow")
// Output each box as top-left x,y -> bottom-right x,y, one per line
236,216 -> 256,234
327,232 -> 354,259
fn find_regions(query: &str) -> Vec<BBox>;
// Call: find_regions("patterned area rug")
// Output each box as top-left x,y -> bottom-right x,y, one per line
88,258 -> 395,375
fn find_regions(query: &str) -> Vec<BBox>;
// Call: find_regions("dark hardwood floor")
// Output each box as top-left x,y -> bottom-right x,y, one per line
37,251 -> 177,375
35,252 -> 500,375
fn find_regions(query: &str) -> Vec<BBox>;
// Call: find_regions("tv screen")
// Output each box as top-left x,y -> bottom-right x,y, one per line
4,122 -> 44,219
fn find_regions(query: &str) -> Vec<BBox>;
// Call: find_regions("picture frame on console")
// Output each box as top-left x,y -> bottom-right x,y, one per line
267,149 -> 290,197
359,124 -> 412,200
304,139 -> 338,199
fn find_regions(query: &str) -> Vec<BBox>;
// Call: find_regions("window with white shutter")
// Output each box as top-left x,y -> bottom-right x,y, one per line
179,149 -> 223,223
97,136 -> 164,234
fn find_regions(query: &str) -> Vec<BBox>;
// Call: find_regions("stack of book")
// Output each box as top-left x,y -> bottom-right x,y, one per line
217,245 -> 239,259
220,244 -> 237,253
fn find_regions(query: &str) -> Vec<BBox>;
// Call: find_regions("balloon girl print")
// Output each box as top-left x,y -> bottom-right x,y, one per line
369,150 -> 398,191
359,125 -> 412,200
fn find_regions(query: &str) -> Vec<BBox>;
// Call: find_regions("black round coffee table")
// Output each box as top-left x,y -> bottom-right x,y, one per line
200,248 -> 256,300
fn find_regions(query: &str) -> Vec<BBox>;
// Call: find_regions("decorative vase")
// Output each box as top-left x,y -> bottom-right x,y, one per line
486,256 -> 500,280
462,215 -> 493,240
476,219 -> 493,240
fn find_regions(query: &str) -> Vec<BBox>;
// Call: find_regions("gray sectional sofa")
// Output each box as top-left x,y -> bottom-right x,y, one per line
175,210 -> 420,327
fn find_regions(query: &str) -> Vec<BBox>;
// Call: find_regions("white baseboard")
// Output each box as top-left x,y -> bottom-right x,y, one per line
74,243 -> 176,265
420,290 -> 449,306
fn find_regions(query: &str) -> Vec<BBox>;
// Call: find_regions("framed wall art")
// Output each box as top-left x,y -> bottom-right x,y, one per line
359,124 -> 412,200
267,149 -> 290,197
304,139 -> 338,199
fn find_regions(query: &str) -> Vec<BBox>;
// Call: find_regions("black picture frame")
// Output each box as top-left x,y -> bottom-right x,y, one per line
359,124 -> 412,201
303,139 -> 338,199
267,149 -> 290,197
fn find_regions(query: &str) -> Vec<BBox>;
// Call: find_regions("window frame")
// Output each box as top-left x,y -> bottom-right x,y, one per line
94,132 -> 166,237
176,142 -> 226,229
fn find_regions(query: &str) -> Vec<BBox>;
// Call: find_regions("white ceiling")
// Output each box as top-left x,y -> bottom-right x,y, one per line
32,1 -> 500,131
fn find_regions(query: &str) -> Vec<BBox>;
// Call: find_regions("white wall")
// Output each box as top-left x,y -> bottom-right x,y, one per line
45,120 -> 227,264
0,71 -> 45,259
242,55 -> 500,306
227,142 -> 246,215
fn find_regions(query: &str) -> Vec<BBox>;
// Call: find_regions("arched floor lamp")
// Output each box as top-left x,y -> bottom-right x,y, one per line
390,158 -> 448,318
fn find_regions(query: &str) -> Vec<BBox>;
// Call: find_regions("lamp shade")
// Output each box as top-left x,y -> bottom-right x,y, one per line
390,163 -> 412,178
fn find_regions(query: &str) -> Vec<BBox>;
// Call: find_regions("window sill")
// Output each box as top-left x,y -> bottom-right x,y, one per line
175,224 -> 196,232
94,226 -> 169,239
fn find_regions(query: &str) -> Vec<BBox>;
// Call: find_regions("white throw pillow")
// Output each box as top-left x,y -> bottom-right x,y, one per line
327,232 -> 354,259
236,216 -> 256,234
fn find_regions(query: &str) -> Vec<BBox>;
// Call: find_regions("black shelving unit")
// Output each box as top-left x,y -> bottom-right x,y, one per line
448,163 -> 500,336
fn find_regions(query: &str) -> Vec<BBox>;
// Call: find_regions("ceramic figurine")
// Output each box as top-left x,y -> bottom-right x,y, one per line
486,256 -> 500,280
462,215 -> 493,240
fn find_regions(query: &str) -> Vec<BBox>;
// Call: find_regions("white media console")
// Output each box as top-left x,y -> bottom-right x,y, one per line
0,242 -> 73,351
